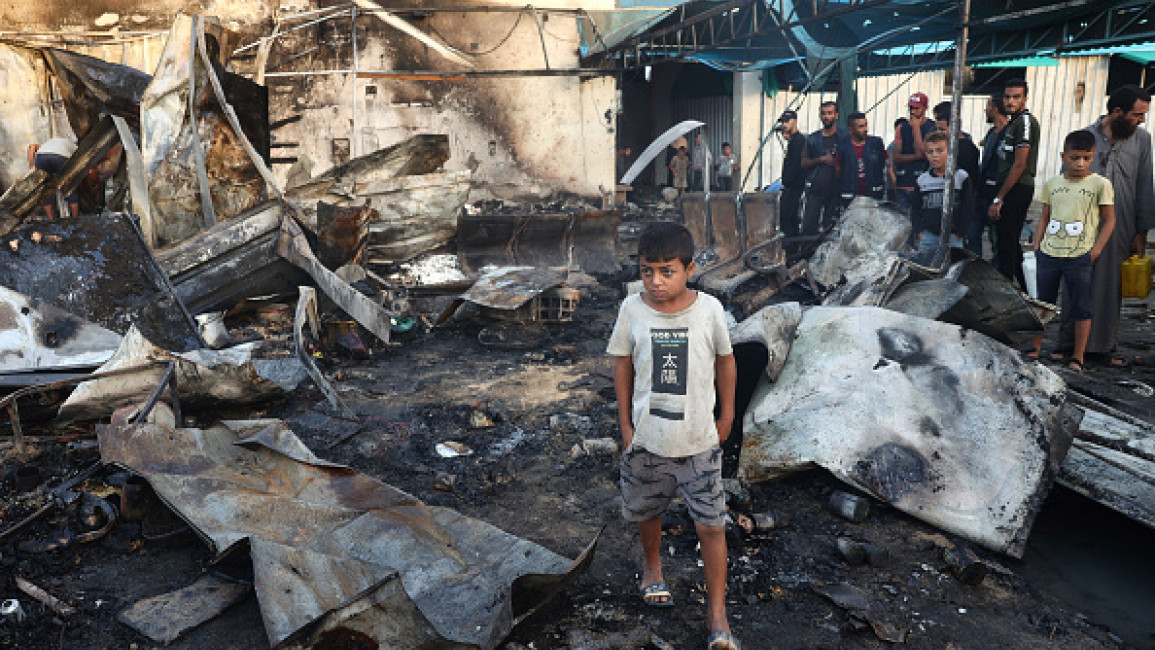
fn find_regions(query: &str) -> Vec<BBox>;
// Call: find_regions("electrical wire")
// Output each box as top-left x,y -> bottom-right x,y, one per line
428,10 -> 523,56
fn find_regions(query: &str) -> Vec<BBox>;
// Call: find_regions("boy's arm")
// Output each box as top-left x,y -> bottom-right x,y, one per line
614,355 -> 636,449
1091,204 -> 1116,262
714,354 -> 737,444
1033,204 -> 1050,251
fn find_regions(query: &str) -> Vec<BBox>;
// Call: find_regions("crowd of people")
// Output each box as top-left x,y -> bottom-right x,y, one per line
775,80 -> 1154,370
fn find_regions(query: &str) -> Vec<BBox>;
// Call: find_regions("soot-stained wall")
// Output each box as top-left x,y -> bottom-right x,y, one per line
4,0 -> 617,201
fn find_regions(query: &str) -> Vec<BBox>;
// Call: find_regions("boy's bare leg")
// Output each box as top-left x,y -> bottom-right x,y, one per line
696,522 -> 731,637
1029,333 -> 1043,359
1073,319 -> 1091,365
639,517 -> 667,599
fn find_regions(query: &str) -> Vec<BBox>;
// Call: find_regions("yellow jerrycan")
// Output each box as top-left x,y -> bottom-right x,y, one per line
1121,254 -> 1153,298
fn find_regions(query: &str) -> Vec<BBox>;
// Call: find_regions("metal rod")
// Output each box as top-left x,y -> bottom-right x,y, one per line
128,362 -> 176,425
531,6 -> 551,70
351,5 -> 358,159
262,68 -> 613,79
936,0 -> 971,273
233,8 -> 353,54
189,16 -> 217,230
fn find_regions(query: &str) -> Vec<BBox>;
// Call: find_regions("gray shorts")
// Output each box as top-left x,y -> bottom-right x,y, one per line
620,445 -> 725,527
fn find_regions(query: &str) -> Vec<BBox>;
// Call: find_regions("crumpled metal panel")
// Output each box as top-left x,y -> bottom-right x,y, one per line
0,213 -> 202,351
0,285 -> 122,372
42,47 -> 151,136
739,305 -> 1079,557
938,256 -> 1050,347
97,419 -> 593,648
57,326 -> 304,422
458,267 -> 568,311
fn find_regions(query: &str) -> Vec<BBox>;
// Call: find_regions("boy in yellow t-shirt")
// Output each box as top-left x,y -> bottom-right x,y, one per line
1029,130 -> 1116,372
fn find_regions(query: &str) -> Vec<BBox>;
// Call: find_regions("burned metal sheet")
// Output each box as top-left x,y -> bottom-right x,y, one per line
0,285 -> 122,372
118,574 -> 252,645
680,193 -> 709,255
937,257 -> 1050,347
708,192 -> 741,262
155,202 -> 309,315
809,198 -> 910,291
41,47 -> 151,136
457,266 -> 567,310
357,170 -> 472,264
287,134 -> 451,202
0,213 -> 202,351
739,305 -> 1079,557
884,278 -> 970,320
97,419 -> 595,648
742,192 -> 778,248
58,326 -> 304,422
457,211 -> 621,275
277,217 -> 393,344
729,302 -> 802,383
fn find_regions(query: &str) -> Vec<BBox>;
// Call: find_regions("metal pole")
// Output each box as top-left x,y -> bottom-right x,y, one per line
351,5 -> 358,159
937,0 -> 970,272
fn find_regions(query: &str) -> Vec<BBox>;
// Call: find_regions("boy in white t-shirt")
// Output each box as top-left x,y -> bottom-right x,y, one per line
607,222 -> 739,650
1028,129 -> 1116,372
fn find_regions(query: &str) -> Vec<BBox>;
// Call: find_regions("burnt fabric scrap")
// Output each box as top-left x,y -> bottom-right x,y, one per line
97,419 -> 592,648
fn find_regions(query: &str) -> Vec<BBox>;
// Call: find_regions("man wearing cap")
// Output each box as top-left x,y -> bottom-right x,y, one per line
801,101 -> 846,235
892,92 -> 936,211
837,111 -> 887,206
777,109 -> 805,236
987,78 -> 1040,289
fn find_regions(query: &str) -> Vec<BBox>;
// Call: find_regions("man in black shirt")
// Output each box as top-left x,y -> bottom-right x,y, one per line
800,101 -> 846,235
776,110 -> 805,236
892,91 -> 936,210
967,91 -> 1008,258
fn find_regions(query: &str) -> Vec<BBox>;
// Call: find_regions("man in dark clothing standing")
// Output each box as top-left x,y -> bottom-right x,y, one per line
892,91 -> 936,210
1057,85 -> 1155,365
777,110 -> 805,236
967,91 -> 1009,258
838,111 -> 887,206
801,101 -> 846,235
988,78 -> 1040,289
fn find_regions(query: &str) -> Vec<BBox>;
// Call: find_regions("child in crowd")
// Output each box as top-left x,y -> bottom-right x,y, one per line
669,146 -> 690,198
715,142 -> 738,191
607,222 -> 739,650
911,131 -> 973,258
1028,130 -> 1116,372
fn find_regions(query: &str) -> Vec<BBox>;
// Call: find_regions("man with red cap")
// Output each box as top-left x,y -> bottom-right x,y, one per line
892,91 -> 936,211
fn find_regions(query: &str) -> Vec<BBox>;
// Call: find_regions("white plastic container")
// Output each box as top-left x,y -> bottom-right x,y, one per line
1022,250 -> 1038,299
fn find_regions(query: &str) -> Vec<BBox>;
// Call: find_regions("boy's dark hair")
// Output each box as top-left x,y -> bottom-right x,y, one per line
933,101 -> 951,121
894,117 -> 909,128
1107,84 -> 1153,115
721,141 -> 731,148
819,100 -> 838,110
988,91 -> 1007,115
638,221 -> 695,266
1005,78 -> 1029,95
924,130 -> 950,146
847,111 -> 866,123
678,146 -> 687,152
1063,129 -> 1096,152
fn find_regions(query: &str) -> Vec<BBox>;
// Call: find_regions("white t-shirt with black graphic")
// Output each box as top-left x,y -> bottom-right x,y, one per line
607,291 -> 733,458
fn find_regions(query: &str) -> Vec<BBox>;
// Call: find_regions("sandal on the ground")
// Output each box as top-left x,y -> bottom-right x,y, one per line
640,582 -> 674,607
708,630 -> 741,650
1066,359 -> 1085,374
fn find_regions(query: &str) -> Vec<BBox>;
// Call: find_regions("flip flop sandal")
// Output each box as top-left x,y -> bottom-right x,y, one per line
1066,359 -> 1085,374
640,582 -> 674,608
707,630 -> 741,650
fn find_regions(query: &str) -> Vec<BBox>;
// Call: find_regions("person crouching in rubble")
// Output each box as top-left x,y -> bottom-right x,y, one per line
1027,130 -> 1116,373
608,222 -> 740,650
911,130 -> 973,258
